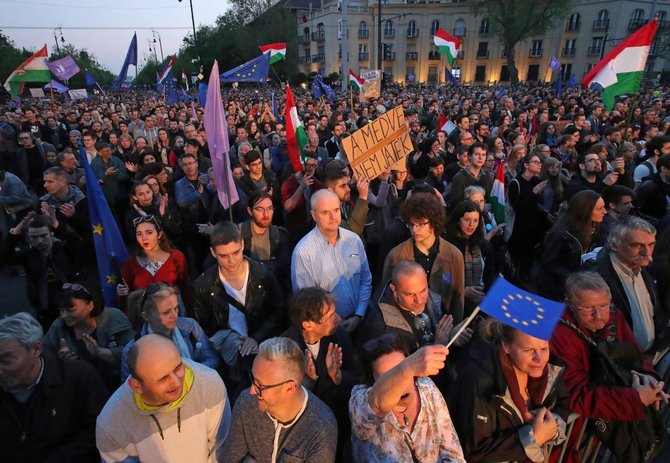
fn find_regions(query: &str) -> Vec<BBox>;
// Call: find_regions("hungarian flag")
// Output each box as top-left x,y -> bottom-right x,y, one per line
181,68 -> 189,91
433,28 -> 461,65
582,19 -> 658,110
349,69 -> 365,90
285,84 -> 309,172
157,54 -> 176,85
3,45 -> 51,96
259,42 -> 286,64
491,163 -> 506,225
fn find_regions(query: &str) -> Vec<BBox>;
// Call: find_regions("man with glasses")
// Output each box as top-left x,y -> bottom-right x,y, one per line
473,121 -> 490,143
97,334 -> 231,463
550,271 -> 668,462
239,149 -> 282,222
589,218 -> 665,356
221,337 -> 337,463
564,149 -> 629,201
240,190 -> 291,293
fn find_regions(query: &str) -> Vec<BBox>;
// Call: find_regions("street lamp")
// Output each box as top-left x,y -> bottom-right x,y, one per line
152,30 -> 164,62
177,0 -> 199,63
53,27 -> 64,54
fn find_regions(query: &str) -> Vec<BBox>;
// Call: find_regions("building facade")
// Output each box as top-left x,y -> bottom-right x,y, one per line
294,0 -> 669,85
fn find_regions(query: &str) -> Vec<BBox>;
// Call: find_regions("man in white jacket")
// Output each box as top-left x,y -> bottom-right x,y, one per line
96,334 -> 231,463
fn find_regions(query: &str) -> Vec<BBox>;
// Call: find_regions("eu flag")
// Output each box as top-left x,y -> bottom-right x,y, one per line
220,52 -> 270,83
85,70 -> 96,88
445,67 -> 458,85
495,87 -> 506,99
115,33 -> 137,86
480,276 -> 565,341
78,147 -> 128,306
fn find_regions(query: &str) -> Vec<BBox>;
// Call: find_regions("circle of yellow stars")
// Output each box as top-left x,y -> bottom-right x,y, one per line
501,293 -> 545,327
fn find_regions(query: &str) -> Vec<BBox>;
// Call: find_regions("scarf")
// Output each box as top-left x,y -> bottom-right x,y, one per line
498,347 -> 548,422
133,364 -> 194,412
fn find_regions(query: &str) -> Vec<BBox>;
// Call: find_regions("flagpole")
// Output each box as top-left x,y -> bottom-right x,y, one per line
222,148 -> 234,223
624,93 -> 640,141
269,64 -> 282,85
49,80 -> 54,108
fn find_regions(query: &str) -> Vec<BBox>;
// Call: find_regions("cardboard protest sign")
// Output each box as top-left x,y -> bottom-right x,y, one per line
342,106 -> 413,180
361,70 -> 381,102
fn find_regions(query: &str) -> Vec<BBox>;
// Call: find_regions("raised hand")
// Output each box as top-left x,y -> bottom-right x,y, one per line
325,343 -> 343,385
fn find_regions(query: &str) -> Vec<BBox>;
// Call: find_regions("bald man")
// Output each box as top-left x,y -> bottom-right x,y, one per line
96,334 -> 231,463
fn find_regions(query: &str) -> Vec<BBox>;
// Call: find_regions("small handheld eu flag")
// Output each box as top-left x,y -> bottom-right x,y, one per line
479,276 -> 565,341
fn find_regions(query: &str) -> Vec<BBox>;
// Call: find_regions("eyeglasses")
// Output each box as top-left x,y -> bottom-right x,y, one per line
362,333 -> 397,353
584,158 -> 600,164
140,281 -> 171,309
62,283 -> 90,295
248,371 -> 294,398
528,160 -> 542,165
572,303 -> 612,315
406,220 -> 430,230
133,215 -> 161,229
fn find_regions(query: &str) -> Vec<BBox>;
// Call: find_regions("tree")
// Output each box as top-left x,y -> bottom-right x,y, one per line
0,32 -> 31,84
227,0 -> 280,24
470,0 -> 573,85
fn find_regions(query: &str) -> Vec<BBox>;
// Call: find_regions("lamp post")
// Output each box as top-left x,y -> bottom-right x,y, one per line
178,0 -> 199,63
53,27 -> 64,54
152,30 -> 164,62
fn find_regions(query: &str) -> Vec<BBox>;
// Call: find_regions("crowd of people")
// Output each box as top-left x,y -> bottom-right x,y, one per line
1,80 -> 670,462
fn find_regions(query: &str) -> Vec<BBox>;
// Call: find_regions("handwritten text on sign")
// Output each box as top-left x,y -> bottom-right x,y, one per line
341,106 -> 412,180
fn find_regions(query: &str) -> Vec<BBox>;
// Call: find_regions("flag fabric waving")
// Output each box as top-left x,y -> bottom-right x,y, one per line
46,55 -> 80,81
433,28 -> 461,65
181,69 -> 189,91
116,33 -> 138,86
312,73 -> 336,104
549,54 -> 560,72
78,147 -> 128,306
259,42 -> 287,64
491,163 -> 506,225
157,54 -> 176,85
445,66 -> 458,85
286,84 -> 309,172
349,69 -> 365,90
204,60 -> 239,210
480,276 -> 565,341
3,45 -> 51,96
85,69 -> 97,88
220,52 -> 270,83
582,18 -> 658,110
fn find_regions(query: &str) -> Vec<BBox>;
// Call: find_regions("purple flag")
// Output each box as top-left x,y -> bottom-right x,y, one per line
46,55 -> 80,81
203,60 -> 239,209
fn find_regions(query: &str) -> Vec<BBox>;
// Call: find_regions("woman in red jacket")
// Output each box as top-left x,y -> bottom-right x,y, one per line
549,271 -> 667,462
117,215 -> 192,315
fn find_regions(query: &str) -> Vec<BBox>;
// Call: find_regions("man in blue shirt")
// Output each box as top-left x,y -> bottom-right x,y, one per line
291,189 -> 372,335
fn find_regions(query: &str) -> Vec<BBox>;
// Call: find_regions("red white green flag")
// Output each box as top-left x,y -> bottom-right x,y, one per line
433,28 -> 461,66
259,42 -> 287,64
286,84 -> 309,172
582,19 -> 658,110
491,163 -> 506,225
349,69 -> 365,90
3,45 -> 51,96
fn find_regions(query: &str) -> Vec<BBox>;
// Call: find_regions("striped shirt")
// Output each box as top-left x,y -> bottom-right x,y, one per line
291,227 -> 372,318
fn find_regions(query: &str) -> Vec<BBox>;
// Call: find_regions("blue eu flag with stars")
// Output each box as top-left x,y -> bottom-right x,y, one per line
480,277 -> 565,341
220,52 -> 270,83
78,147 -> 128,306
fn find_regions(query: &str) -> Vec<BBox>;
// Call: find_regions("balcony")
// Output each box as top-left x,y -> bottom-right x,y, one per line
565,21 -> 580,32
298,56 -> 311,64
628,18 -> 646,31
587,46 -> 602,56
407,29 -> 419,39
384,52 -> 396,61
479,28 -> 492,37
384,30 -> 395,39
298,34 -> 310,44
358,52 -> 369,61
592,19 -> 609,31
529,48 -> 543,58
562,47 -> 576,57
453,27 -> 466,37
406,51 -> 418,61
311,30 -> 325,41
476,50 -> 490,59
358,30 -> 369,39
428,51 -> 440,60
311,53 -> 325,62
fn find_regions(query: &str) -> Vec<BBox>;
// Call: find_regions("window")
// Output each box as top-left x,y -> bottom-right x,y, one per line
477,42 -> 489,59
431,20 -> 440,36
358,21 -> 368,38
593,9 -> 609,30
454,19 -> 466,37
406,66 -> 416,82
407,20 -> 418,38
384,20 -> 395,38
561,63 -> 573,81
474,65 -> 486,82
500,65 -> 510,82
480,19 -> 490,34
530,40 -> 543,57
451,67 -> 461,80
629,9 -> 646,30
631,9 -> 644,21
527,64 -> 539,81
384,66 -> 393,82
597,9 -> 609,21
589,37 -> 603,55
427,66 -> 438,85
358,44 -> 368,61
563,39 -> 576,56
566,13 -> 580,31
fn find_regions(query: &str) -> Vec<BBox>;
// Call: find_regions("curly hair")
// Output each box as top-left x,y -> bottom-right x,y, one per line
400,193 -> 446,235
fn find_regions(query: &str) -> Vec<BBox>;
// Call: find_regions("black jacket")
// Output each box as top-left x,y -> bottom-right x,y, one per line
535,228 -> 583,301
0,350 -> 108,463
449,340 -> 571,463
591,247 -> 668,353
634,173 -> 670,222
192,259 -> 286,341
239,220 -> 291,293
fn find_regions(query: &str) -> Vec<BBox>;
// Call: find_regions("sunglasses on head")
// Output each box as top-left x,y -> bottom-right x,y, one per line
362,333 -> 397,353
62,282 -> 90,295
133,215 -> 161,230
140,281 -> 171,309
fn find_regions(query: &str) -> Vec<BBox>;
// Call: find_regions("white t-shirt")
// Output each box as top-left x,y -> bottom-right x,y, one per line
219,266 -> 250,337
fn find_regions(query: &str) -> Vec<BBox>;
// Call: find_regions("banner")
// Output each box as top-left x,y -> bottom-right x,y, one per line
29,88 -> 45,98
361,70 -> 381,101
341,106 -> 412,180
68,89 -> 88,100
